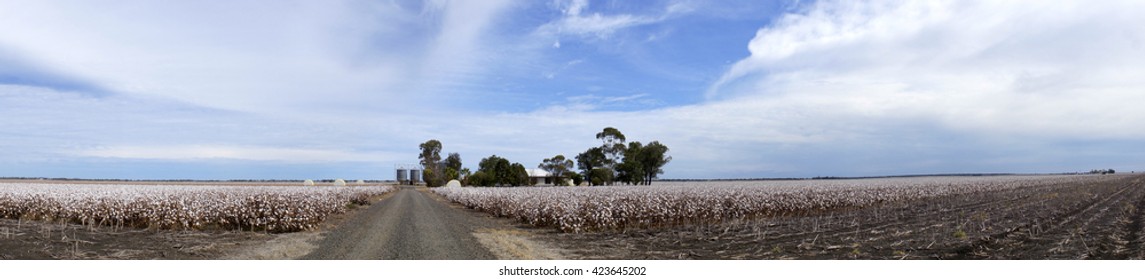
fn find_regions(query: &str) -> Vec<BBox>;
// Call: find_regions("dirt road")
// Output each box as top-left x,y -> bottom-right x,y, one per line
301,186 -> 498,260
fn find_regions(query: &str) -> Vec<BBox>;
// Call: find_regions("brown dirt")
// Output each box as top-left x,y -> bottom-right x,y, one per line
531,174 -> 1145,259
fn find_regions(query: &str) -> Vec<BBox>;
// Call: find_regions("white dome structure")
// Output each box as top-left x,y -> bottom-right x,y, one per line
334,179 -> 346,187
303,179 -> 315,186
445,179 -> 462,188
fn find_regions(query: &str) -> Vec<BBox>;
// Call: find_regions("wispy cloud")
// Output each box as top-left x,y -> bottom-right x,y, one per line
538,0 -> 690,39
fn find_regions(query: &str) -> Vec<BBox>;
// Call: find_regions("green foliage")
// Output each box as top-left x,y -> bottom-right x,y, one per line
418,140 -> 442,170
419,140 -> 444,187
477,155 -> 527,186
587,168 -> 613,186
444,153 -> 462,174
459,168 -> 472,185
595,127 -> 627,185
512,163 -> 529,186
637,141 -> 671,185
540,154 -> 574,186
444,167 -> 459,182
617,142 -> 645,185
576,147 -> 607,184
423,168 -> 443,188
615,140 -> 671,185
468,171 -> 492,187
569,172 -> 584,186
418,126 -> 672,188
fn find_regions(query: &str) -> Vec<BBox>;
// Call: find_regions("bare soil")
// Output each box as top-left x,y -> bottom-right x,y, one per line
535,174 -> 1145,259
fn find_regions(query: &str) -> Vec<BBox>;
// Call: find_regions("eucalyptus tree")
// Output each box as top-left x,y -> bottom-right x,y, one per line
595,127 -> 626,185
539,154 -> 574,186
418,140 -> 444,187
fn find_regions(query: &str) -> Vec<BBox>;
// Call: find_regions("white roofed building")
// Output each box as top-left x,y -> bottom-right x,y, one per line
526,168 -> 552,186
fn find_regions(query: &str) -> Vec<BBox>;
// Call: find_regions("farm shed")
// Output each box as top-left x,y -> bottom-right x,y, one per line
526,168 -> 552,186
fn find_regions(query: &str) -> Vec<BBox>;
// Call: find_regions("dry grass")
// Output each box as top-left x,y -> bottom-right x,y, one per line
472,228 -> 564,260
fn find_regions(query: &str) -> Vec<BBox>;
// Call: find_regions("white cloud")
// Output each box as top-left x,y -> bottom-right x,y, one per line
0,1 -> 514,116
563,0 -> 589,16
707,0 -> 1145,141
419,0 -> 514,84
538,0 -> 688,39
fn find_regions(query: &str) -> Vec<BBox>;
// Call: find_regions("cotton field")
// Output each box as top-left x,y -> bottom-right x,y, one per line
433,175 -> 1122,233
0,183 -> 394,233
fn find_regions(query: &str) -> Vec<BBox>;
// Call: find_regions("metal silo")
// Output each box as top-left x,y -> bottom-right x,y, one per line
396,169 -> 408,184
410,169 -> 421,184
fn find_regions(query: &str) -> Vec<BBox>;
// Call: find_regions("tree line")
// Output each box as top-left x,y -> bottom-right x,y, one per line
416,127 -> 670,187
571,127 -> 671,186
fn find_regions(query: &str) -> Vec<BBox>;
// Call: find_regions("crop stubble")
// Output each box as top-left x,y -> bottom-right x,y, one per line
435,174 -> 1145,259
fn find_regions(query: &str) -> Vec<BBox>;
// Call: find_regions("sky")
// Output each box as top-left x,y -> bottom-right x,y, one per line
1,0 -> 1143,180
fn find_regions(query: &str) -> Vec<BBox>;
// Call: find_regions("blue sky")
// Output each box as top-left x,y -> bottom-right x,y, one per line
1,0 -> 1143,180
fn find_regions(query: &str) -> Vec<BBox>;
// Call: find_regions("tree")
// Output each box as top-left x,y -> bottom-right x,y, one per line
441,152 -> 463,181
418,140 -> 444,187
576,147 -> 607,185
443,168 -> 459,183
587,168 -> 614,186
569,172 -> 584,186
478,155 -> 526,186
637,141 -> 671,185
617,141 -> 670,185
444,153 -> 462,174
595,127 -> 626,185
575,127 -> 672,185
468,171 -> 492,187
481,155 -> 511,186
511,163 -> 529,186
459,168 -> 472,185
539,154 -> 574,186
616,142 -> 645,185
422,168 -> 438,187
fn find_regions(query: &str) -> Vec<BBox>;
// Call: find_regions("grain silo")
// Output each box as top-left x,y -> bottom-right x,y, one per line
396,168 -> 409,184
409,169 -> 422,184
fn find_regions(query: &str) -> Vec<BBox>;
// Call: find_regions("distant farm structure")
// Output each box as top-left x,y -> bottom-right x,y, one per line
395,163 -> 423,185
526,168 -> 551,186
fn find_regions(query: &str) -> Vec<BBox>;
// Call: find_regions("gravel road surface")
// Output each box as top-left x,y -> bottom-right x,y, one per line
302,186 -> 497,259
